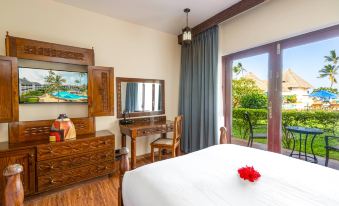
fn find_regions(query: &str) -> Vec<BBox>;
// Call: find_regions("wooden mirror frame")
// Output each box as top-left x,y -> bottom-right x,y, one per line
116,77 -> 165,118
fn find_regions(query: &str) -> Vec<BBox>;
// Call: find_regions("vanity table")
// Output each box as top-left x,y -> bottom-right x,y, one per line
116,77 -> 173,169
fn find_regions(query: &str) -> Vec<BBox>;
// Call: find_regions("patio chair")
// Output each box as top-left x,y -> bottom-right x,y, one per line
244,112 -> 267,147
325,135 -> 339,167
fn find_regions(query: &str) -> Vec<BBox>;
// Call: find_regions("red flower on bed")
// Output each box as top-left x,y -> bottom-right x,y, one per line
238,166 -> 261,182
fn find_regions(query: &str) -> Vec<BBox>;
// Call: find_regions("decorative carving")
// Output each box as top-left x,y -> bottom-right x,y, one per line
23,45 -> 84,60
101,72 -> 109,111
5,35 -> 94,65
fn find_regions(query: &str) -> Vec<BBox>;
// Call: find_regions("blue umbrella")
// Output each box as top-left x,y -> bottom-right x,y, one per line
309,90 -> 338,100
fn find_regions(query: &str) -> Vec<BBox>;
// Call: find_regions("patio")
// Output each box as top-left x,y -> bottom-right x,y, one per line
232,138 -> 339,170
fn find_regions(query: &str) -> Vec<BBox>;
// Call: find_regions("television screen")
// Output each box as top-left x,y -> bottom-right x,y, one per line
19,67 -> 88,103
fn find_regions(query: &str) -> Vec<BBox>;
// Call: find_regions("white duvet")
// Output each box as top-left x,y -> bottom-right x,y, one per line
123,144 -> 339,206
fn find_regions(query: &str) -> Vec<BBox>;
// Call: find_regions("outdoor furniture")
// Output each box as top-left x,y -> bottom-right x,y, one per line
325,136 -> 339,167
286,126 -> 323,163
244,112 -> 267,147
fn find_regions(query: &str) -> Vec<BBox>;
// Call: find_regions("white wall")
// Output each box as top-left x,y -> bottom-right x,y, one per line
0,0 -> 181,156
220,0 -> 339,55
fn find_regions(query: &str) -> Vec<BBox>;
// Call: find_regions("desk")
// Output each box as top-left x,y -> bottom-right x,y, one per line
119,116 -> 174,169
286,126 -> 323,163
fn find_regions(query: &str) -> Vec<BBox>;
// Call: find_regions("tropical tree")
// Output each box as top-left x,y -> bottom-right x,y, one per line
319,50 -> 338,88
318,64 -> 338,88
324,50 -> 339,65
233,62 -> 246,77
232,78 -> 263,108
312,87 -> 338,94
44,70 -> 66,96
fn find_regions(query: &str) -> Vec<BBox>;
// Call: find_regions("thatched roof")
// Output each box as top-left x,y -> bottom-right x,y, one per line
243,69 -> 313,92
282,69 -> 313,91
243,72 -> 267,91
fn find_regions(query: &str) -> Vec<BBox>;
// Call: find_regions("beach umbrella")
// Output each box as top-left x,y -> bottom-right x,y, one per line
309,90 -> 337,100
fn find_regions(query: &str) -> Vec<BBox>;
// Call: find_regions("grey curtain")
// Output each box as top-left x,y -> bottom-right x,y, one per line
125,83 -> 139,112
179,26 -> 219,153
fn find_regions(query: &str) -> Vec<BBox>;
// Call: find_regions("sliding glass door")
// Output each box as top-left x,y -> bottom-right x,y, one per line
222,44 -> 282,153
222,24 -> 339,157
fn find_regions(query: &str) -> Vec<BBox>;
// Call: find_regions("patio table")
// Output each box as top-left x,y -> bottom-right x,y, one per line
286,126 -> 323,163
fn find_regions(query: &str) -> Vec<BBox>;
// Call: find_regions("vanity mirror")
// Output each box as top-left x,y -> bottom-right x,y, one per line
116,77 -> 165,118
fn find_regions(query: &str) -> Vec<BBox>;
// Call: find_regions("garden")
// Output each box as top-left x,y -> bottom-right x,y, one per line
231,50 -> 339,160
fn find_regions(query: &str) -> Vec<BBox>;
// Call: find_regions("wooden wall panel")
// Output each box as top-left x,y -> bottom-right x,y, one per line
6,35 -> 94,66
8,117 -> 95,144
0,56 -> 18,122
88,66 -> 114,117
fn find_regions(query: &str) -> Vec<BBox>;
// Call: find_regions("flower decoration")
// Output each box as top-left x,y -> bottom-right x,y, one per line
238,166 -> 261,182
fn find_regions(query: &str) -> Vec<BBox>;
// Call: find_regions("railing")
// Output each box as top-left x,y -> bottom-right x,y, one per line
2,164 -> 24,206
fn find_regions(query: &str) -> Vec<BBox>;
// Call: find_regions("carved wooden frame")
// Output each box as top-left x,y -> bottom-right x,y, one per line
116,77 -> 165,118
6,34 -> 95,65
8,117 -> 95,144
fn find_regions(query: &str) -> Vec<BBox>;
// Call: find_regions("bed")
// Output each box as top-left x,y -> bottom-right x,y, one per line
122,143 -> 339,206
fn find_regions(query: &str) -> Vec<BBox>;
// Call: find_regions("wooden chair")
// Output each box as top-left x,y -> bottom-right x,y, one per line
244,112 -> 267,147
151,115 -> 183,162
219,127 -> 230,144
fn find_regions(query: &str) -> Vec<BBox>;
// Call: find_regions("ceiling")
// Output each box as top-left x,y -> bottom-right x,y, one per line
54,0 -> 241,35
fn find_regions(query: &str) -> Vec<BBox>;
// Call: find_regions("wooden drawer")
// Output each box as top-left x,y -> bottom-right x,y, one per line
37,136 -> 114,161
137,125 -> 167,136
38,161 -> 115,192
37,149 -> 115,176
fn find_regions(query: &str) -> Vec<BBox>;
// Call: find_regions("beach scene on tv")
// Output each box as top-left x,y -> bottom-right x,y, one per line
19,67 -> 88,103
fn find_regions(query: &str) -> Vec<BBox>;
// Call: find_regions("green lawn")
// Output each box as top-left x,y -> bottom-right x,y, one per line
232,125 -> 339,161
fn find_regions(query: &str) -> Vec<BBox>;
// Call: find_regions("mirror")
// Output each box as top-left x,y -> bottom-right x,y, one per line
117,77 -> 165,118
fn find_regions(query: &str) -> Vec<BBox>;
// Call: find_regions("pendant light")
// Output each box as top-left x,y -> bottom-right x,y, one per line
182,8 -> 192,44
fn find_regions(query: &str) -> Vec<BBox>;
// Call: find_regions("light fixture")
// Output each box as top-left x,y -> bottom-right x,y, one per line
182,8 -> 192,44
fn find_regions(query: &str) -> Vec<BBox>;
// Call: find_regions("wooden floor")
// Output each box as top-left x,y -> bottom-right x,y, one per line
24,154 -> 170,206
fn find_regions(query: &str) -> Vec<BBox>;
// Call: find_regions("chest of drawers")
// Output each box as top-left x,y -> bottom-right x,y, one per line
35,132 -> 115,193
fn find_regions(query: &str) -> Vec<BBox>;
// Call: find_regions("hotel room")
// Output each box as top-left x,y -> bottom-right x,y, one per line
0,0 -> 338,205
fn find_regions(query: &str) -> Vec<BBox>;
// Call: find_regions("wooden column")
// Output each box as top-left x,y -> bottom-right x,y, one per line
222,56 -> 233,143
3,164 -> 24,206
118,147 -> 130,206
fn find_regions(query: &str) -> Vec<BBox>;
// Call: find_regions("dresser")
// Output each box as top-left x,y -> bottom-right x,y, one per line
0,123 -> 116,205
36,131 -> 115,192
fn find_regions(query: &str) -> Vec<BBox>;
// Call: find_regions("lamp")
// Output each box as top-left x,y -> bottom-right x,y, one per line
182,8 -> 192,44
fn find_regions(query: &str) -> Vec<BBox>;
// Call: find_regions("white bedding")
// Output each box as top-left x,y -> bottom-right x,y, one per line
122,144 -> 339,206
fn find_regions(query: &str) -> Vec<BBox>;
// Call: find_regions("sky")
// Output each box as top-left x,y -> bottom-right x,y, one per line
19,67 -> 88,86
233,37 -> 339,89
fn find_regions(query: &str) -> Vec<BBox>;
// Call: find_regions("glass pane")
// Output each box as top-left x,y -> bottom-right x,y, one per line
282,37 -> 339,167
232,53 -> 269,150
144,83 -> 153,111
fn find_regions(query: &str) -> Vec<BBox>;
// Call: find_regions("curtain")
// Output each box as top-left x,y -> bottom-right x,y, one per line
179,26 -> 219,153
125,83 -> 139,112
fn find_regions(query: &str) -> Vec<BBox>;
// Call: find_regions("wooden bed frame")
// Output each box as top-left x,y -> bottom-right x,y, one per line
2,127 -> 228,206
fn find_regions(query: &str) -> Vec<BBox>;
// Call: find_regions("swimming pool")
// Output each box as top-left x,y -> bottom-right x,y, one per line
52,91 -> 87,100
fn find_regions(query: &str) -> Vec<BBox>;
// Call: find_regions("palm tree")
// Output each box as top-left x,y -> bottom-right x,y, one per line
233,62 -> 246,77
319,50 -> 338,88
324,50 -> 339,65
318,64 -> 338,88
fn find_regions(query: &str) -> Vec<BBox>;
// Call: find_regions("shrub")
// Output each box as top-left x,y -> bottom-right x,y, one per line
284,95 -> 297,103
232,108 -> 339,146
240,93 -> 268,109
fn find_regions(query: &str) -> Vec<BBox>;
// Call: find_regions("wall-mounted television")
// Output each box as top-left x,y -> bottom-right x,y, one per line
19,67 -> 88,104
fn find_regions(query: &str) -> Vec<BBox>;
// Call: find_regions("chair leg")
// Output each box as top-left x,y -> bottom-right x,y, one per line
151,146 -> 155,163
159,147 -> 162,160
325,149 -> 329,167
176,143 -> 181,156
172,148 -> 176,158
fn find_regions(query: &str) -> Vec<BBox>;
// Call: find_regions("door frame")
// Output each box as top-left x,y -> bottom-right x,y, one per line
222,43 -> 282,153
222,24 -> 339,153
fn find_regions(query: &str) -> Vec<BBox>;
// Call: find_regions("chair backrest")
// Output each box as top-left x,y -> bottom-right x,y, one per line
173,115 -> 183,145
219,127 -> 229,144
243,112 -> 253,137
